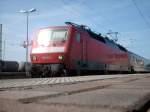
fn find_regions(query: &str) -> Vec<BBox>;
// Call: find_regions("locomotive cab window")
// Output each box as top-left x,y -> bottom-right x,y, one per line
37,29 -> 52,46
37,29 -> 68,46
51,29 -> 68,41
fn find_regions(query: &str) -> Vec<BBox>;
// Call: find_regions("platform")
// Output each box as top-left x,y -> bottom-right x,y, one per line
0,73 -> 150,112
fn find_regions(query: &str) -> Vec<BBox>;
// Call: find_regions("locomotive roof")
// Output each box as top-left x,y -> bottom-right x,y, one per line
37,22 -> 127,52
65,22 -> 127,52
38,25 -> 71,30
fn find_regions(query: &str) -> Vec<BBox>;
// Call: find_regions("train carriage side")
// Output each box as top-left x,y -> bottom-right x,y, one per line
68,26 -> 131,74
128,51 -> 150,72
30,22 -> 150,77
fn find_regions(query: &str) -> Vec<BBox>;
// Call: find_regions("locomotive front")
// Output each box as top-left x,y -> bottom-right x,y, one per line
30,26 -> 71,77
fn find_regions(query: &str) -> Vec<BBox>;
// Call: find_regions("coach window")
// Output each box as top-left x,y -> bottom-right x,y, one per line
76,33 -> 81,42
141,60 -> 144,65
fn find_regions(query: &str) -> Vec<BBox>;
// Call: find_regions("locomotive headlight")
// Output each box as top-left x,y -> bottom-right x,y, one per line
58,55 -> 64,60
32,55 -> 37,61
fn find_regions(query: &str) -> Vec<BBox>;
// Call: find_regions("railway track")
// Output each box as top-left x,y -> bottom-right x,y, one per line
0,72 -> 26,79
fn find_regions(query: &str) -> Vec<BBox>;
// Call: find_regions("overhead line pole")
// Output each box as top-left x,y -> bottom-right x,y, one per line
19,8 -> 36,76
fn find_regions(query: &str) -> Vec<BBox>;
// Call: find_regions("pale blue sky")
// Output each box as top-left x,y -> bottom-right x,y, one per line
0,0 -> 150,61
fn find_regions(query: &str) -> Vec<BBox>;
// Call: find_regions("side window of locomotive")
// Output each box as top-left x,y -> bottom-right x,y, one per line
76,33 -> 81,42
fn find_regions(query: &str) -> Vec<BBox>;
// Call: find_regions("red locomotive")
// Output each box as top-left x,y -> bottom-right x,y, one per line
30,22 -> 150,77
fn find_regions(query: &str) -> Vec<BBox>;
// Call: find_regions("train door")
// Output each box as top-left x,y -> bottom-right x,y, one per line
76,31 -> 88,75
74,31 -> 87,75
81,32 -> 87,65
69,29 -> 87,75
68,30 -> 82,74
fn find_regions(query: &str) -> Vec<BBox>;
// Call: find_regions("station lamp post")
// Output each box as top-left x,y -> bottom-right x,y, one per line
19,8 -> 36,76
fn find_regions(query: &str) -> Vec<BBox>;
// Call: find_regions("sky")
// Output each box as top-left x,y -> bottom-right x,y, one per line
0,0 -> 150,61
